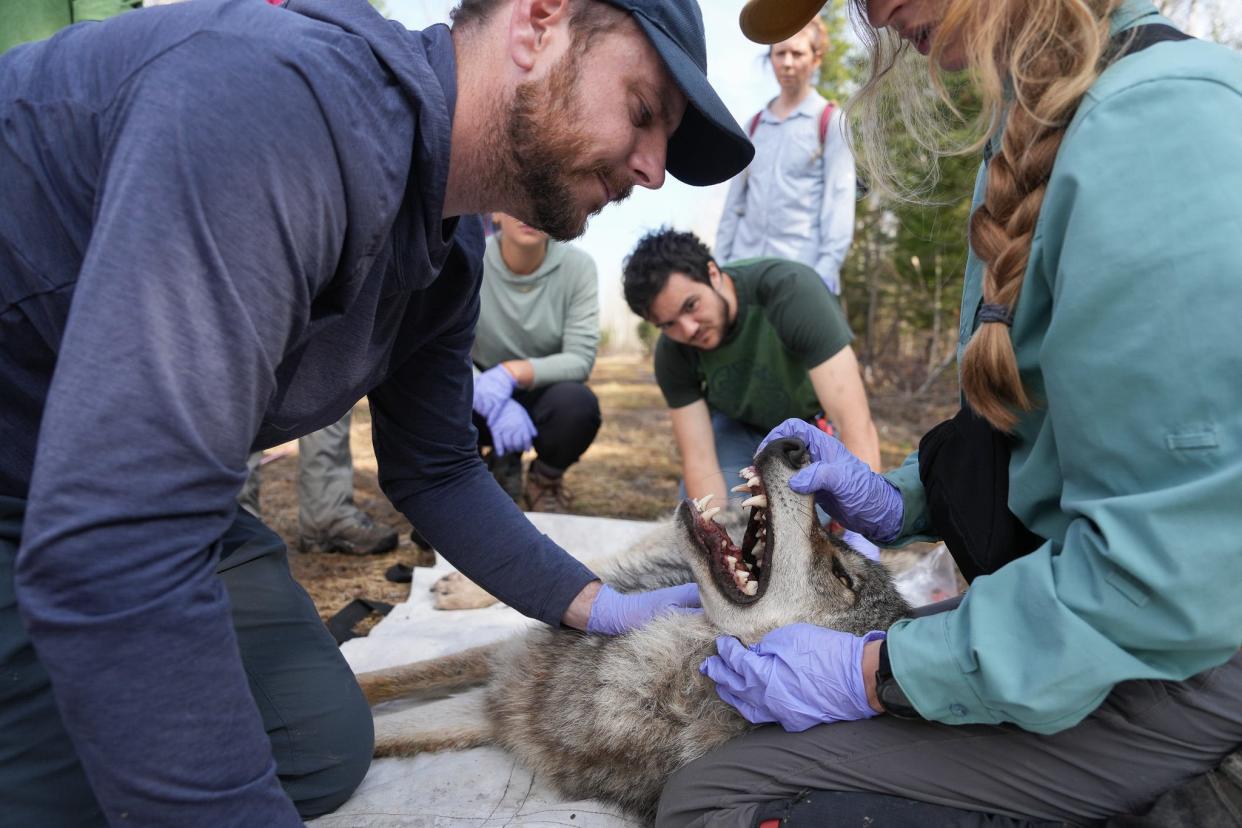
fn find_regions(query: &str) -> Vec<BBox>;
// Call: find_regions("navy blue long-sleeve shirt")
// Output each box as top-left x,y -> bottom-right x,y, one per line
0,0 -> 596,822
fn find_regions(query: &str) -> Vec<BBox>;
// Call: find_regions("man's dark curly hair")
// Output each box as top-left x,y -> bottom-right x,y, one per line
622,228 -> 716,318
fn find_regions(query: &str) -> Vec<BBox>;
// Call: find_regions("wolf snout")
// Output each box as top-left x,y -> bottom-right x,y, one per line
758,437 -> 809,470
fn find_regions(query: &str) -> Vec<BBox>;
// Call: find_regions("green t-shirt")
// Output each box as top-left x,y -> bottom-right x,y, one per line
1,0 -> 139,55
653,258 -> 853,432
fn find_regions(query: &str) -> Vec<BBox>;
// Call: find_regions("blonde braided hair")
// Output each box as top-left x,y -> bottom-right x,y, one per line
848,0 -> 1124,430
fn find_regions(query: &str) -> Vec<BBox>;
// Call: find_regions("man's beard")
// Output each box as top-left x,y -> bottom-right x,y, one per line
504,50 -> 633,240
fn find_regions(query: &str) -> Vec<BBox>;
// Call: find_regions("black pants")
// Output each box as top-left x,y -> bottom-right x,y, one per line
0,498 -> 373,825
474,380 -> 601,472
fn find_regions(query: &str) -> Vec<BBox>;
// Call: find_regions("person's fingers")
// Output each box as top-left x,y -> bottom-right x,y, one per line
714,685 -> 773,725
789,461 -> 838,493
714,635 -> 768,686
663,582 -> 701,607
699,655 -> 749,697
841,529 -> 881,561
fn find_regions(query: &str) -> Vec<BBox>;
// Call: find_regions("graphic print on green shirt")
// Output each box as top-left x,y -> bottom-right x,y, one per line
654,258 -> 853,433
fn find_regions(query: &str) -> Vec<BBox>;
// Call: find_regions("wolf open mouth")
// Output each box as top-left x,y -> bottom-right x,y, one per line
678,465 -> 771,605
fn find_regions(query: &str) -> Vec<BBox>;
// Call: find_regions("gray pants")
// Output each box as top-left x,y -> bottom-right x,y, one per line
240,410 -> 362,536
657,646 -> 1242,827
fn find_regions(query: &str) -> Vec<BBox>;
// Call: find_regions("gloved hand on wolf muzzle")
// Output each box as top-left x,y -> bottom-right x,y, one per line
586,583 -> 701,636
758,419 -> 903,544
701,625 -> 886,731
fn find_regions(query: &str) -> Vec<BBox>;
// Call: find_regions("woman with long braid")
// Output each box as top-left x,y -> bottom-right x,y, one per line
661,1 -> 1242,825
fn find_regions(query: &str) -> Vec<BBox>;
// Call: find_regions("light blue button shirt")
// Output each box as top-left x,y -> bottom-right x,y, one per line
716,91 -> 856,293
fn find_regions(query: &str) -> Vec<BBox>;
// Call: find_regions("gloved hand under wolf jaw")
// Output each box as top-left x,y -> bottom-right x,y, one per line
473,364 -> 518,419
700,625 -> 886,732
586,583 -> 702,636
758,419 -> 904,545
488,399 -> 536,457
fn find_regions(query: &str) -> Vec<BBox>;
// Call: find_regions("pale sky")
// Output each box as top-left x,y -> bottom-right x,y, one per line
384,0 -> 782,345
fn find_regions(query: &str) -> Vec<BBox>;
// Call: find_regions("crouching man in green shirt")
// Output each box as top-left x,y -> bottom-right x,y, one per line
622,227 -> 880,513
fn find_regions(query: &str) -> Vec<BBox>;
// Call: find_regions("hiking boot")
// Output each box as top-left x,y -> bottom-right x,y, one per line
408,526 -> 437,567
298,513 -> 398,555
486,451 -> 524,503
523,466 -> 574,513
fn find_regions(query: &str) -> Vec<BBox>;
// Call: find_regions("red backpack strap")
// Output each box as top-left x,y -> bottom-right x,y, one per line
818,101 -> 836,146
747,111 -> 762,138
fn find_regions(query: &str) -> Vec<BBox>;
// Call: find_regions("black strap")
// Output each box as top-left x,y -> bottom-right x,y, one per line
325,598 -> 393,645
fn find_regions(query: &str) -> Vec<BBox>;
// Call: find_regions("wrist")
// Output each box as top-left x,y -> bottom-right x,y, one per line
872,638 -> 923,719
861,637 -> 884,714
563,580 -> 602,631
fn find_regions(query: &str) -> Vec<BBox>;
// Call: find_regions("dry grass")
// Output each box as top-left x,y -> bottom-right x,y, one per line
254,353 -> 957,628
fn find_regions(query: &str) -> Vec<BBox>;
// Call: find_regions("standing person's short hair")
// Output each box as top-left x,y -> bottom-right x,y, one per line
622,228 -> 715,318
770,16 -> 827,59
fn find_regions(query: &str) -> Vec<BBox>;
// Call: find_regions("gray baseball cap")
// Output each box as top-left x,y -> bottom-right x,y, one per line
601,0 -> 754,186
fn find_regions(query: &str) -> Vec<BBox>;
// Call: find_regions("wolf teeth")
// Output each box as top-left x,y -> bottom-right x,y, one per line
730,482 -> 758,494
743,581 -> 758,596
694,494 -> 715,512
741,495 -> 768,509
701,506 -> 721,521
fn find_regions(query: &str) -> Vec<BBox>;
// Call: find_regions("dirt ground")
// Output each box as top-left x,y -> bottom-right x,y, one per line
250,353 -> 958,628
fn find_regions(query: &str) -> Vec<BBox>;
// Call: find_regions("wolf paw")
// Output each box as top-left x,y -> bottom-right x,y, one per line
430,572 -> 499,610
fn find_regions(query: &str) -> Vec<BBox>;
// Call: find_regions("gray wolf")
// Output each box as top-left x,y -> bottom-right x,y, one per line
356,438 -> 911,822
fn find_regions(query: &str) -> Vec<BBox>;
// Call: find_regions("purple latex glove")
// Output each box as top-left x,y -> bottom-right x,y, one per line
488,399 -> 537,457
473,364 -> 517,419
700,625 -> 886,732
759,419 -> 904,544
586,583 -> 702,636
841,529 -> 881,562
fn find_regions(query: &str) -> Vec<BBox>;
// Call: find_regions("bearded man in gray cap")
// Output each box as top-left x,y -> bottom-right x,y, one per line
0,0 -> 750,824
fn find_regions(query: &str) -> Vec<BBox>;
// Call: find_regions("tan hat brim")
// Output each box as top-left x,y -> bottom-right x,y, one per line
738,0 -> 827,45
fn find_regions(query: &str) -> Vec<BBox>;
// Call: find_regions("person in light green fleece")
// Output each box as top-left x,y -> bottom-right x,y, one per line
470,212 -> 601,512
0,0 -> 140,54
660,0 -> 1242,826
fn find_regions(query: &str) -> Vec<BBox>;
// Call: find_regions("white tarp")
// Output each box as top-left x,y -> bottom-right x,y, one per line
311,513 -> 659,828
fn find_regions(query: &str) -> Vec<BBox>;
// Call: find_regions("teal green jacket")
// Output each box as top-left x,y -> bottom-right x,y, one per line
884,0 -> 1242,734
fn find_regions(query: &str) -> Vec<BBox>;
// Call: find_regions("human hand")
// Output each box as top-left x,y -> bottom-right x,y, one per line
840,529 -> 881,562
473,364 -> 518,419
758,419 -> 903,544
700,624 -> 886,732
487,399 -> 536,456
586,583 -> 701,636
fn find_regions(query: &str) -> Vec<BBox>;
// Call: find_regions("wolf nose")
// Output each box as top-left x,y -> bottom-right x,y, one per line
768,438 -> 809,470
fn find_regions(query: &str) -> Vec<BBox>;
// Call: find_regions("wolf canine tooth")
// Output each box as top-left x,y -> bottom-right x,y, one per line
694,494 -> 714,512
741,495 -> 768,509
730,482 -> 755,494
701,507 -> 721,521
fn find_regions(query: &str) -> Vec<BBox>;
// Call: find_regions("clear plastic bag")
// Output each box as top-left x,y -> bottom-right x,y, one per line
892,543 -> 960,607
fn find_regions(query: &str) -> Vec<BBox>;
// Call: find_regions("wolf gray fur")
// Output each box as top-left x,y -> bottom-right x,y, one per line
356,438 -> 911,823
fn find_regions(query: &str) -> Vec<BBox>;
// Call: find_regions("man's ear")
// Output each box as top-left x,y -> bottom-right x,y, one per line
507,0 -> 573,73
707,260 -> 722,286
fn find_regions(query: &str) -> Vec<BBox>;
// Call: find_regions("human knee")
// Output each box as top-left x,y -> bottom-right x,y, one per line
544,381 -> 601,429
284,686 -> 374,819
